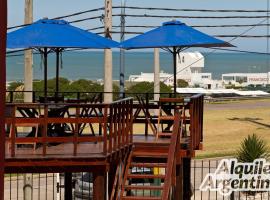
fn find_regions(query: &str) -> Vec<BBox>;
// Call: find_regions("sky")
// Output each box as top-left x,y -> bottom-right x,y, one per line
7,0 -> 270,53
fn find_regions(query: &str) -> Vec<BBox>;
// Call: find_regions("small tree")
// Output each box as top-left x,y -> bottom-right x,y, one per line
236,134 -> 269,163
236,134 -> 269,196
125,82 -> 172,99
177,79 -> 189,88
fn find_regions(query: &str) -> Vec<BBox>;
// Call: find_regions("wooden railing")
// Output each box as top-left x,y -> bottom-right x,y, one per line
162,108 -> 183,200
5,98 -> 133,157
5,91 -> 204,151
189,93 -> 204,151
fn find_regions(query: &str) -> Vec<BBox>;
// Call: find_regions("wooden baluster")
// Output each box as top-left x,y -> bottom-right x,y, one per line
129,99 -> 133,144
73,106 -> 79,156
108,106 -> 113,154
43,105 -> 48,156
103,106 -> 108,155
113,105 -> 117,152
118,102 -> 122,150
10,105 -> 16,157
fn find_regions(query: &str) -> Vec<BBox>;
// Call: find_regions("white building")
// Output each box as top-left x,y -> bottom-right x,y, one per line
222,72 -> 270,86
128,52 -> 217,88
129,71 -> 174,85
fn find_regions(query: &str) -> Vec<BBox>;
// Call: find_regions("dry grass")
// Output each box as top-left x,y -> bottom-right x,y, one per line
196,99 -> 270,158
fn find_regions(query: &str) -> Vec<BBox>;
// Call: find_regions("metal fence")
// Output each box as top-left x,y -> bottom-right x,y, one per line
191,159 -> 270,200
4,159 -> 270,200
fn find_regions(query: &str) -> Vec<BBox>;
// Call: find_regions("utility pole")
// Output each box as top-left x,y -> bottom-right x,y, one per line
119,0 -> 125,98
23,1 -> 33,199
104,0 -> 113,103
154,48 -> 160,116
154,48 -> 160,102
24,0 -> 33,103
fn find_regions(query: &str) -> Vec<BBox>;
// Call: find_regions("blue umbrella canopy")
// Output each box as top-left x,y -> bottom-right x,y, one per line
7,19 -> 119,100
7,19 -> 119,49
120,20 -> 232,49
120,20 -> 233,94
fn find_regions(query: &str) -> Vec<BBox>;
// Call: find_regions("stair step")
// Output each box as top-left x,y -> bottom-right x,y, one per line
127,174 -> 165,179
132,151 -> 168,158
125,185 -> 163,190
122,197 -> 162,200
159,116 -> 174,120
130,162 -> 167,168
157,132 -> 172,137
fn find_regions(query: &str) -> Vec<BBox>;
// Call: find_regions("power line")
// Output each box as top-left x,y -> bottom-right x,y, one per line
52,7 -> 104,20
113,14 -> 270,19
88,23 -> 270,31
68,15 -> 104,24
210,47 -> 270,55
113,6 -> 270,13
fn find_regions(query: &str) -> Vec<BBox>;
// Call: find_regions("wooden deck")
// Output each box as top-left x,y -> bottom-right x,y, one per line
4,95 -> 204,175
4,134 -> 194,173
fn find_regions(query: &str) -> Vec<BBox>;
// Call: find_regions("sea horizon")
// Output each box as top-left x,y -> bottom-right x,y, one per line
6,51 -> 270,82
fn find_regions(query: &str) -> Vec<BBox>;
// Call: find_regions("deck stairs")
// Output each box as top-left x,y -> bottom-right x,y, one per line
111,108 -> 184,200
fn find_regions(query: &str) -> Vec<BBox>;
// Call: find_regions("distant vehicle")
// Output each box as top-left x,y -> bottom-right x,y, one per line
74,173 -> 93,200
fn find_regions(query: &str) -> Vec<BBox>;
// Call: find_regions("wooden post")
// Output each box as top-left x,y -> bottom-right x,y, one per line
183,158 -> 191,200
174,164 -> 183,200
104,0 -> 113,103
24,0 -> 33,103
0,1 -> 7,200
64,172 -> 73,200
93,171 -> 106,200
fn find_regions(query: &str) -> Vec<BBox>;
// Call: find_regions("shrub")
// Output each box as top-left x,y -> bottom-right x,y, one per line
177,79 -> 189,88
236,134 -> 269,163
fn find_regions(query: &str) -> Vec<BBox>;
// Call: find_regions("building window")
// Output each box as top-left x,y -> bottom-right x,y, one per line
223,76 -> 234,81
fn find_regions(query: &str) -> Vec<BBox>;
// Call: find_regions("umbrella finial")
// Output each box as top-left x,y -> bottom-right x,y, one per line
162,20 -> 184,26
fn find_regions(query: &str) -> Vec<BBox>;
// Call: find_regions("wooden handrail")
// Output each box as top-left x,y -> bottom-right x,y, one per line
162,108 -> 183,200
189,94 -> 204,150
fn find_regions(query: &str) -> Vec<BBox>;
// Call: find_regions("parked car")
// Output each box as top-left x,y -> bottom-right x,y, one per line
74,173 -> 93,200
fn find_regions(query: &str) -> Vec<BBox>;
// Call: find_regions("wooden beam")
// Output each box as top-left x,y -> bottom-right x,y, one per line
0,1 -> 7,199
64,172 -> 73,200
93,171 -> 106,200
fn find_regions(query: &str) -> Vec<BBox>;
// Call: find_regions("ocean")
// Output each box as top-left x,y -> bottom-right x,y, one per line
6,51 -> 270,82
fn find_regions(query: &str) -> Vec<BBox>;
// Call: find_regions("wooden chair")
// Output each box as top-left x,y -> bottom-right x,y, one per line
6,105 -> 39,150
156,98 -> 185,139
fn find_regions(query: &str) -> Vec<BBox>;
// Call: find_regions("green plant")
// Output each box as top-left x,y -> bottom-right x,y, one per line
177,79 -> 188,88
236,134 -> 269,163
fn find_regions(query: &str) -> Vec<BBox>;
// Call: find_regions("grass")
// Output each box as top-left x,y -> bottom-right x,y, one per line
196,99 -> 270,159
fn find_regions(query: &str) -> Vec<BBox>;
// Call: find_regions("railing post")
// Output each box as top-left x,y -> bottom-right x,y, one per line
10,91 -> 13,103
42,105 -> 48,156
144,93 -> 149,136
130,99 -> 133,144
76,92 -> 80,101
103,105 -> 108,155
73,106 -> 79,156
10,105 -> 16,157
32,91 -> 35,103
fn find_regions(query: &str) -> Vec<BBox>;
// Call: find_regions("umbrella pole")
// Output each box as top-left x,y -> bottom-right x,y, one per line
44,47 -> 48,102
56,48 -> 60,101
173,47 -> 177,96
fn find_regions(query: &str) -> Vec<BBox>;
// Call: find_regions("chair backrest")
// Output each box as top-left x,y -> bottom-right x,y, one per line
5,105 -> 15,118
5,105 -> 15,134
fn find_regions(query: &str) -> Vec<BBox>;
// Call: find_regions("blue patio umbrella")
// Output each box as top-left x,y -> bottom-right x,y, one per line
120,20 -> 234,94
7,19 -> 119,100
